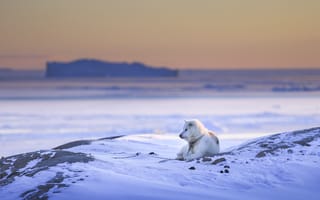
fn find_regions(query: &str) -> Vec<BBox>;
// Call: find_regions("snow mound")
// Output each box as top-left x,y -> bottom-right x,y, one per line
1,128 -> 320,200
227,127 -> 320,158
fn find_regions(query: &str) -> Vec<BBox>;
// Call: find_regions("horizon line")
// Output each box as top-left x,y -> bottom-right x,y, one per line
2,66 -> 320,72
2,58 -> 320,71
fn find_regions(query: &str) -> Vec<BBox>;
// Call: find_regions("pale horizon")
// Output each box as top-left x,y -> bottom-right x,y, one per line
1,0 -> 320,70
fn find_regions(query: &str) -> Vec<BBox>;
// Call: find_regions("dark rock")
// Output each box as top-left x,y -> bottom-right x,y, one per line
97,135 -> 126,141
259,143 -> 269,148
291,127 -> 320,136
256,151 -> 267,158
2,150 -> 94,199
287,149 -> 293,154
189,166 -> 196,170
224,169 -> 229,173
0,150 -> 93,187
54,140 -> 92,150
224,165 -> 230,169
220,170 -> 224,173
21,172 -> 67,200
148,152 -> 156,155
294,138 -> 312,146
278,144 -> 290,149
229,127 -> 320,159
212,158 -> 226,165
54,135 -> 124,150
202,157 -> 212,162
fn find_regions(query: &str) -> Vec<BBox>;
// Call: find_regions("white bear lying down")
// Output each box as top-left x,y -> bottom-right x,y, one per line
177,119 -> 220,161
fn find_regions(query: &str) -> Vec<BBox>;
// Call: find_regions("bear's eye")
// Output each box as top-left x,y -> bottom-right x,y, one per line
184,128 -> 187,131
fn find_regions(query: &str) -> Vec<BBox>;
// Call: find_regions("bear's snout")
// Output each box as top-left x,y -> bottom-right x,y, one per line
179,133 -> 183,139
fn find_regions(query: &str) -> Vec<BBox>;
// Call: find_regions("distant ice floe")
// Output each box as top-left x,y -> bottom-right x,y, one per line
1,69 -> 320,99
273,84 -> 320,92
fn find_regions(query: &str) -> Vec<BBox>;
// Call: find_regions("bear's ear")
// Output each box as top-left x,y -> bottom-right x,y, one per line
184,119 -> 187,123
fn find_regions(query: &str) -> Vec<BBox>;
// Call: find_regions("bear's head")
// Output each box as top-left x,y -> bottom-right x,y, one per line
179,119 -> 207,142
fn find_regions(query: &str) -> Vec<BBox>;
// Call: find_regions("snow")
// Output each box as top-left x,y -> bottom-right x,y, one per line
1,70 -> 320,199
1,129 -> 319,200
55,130 -> 320,200
1,97 -> 320,157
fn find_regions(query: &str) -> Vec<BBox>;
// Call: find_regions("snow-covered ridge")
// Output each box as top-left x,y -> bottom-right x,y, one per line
1,127 -> 320,200
227,126 -> 320,157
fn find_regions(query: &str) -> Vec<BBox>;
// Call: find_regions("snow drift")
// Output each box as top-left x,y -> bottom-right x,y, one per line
1,127 -> 320,200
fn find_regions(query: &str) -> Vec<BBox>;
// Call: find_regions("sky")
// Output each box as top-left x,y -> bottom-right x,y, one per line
0,0 -> 319,70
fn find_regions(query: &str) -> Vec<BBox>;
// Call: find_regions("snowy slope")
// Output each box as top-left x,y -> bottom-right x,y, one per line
1,127 -> 320,200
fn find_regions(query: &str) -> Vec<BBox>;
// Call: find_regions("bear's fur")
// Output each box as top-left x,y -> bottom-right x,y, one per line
177,119 -> 220,161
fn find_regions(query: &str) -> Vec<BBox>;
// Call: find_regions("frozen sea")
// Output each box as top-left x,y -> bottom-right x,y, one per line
1,69 -> 320,157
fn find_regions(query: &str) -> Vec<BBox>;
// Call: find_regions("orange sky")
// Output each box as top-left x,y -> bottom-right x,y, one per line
0,0 -> 319,70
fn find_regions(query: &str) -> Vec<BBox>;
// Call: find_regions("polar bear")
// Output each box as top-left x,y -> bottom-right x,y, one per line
177,119 -> 220,161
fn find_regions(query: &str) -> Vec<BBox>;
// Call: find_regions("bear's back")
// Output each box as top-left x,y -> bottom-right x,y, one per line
208,131 -> 219,145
